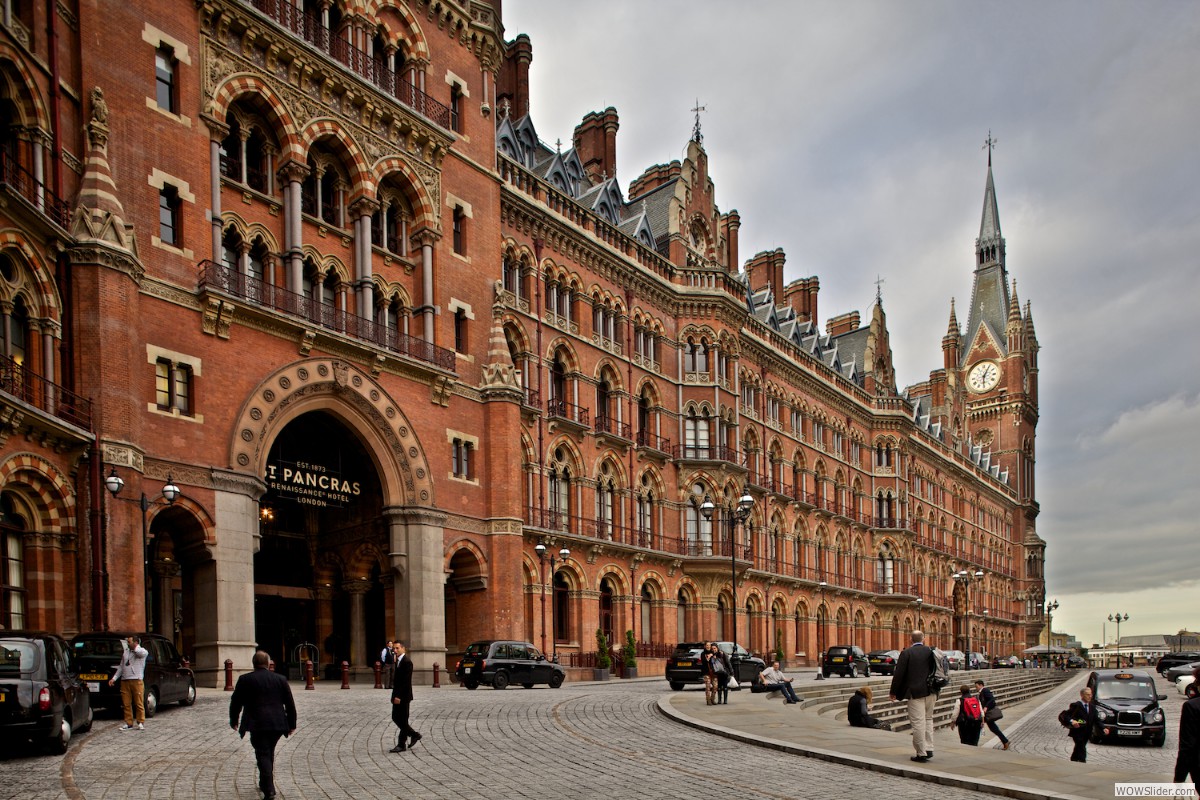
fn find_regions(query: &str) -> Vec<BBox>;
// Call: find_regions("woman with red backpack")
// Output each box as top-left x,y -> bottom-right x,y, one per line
950,684 -> 984,745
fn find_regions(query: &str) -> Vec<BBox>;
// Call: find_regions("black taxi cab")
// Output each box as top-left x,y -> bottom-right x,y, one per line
454,640 -> 565,690
1086,669 -> 1167,747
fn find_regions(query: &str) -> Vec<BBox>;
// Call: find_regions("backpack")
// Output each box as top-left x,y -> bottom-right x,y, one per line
961,696 -> 983,721
1058,708 -> 1074,728
926,650 -> 949,692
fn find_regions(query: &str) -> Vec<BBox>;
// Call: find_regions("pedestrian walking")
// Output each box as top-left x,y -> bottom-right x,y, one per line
700,645 -> 718,705
380,639 -> 395,689
229,650 -> 297,800
950,684 -> 983,745
389,640 -> 421,752
108,635 -> 148,731
975,679 -> 1010,749
758,660 -> 800,704
888,630 -> 941,763
711,642 -> 732,705
1064,687 -> 1097,763
1174,667 -> 1200,794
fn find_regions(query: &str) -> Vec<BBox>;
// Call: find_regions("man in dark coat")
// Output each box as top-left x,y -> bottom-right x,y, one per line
1066,686 -> 1097,763
889,630 -> 938,762
1173,668 -> 1200,793
230,650 -> 297,800
389,640 -> 421,753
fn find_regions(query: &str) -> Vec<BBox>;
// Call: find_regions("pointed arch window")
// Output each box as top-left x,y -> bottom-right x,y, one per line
553,571 -> 570,644
548,447 -> 572,531
876,544 -> 895,594
595,462 -> 616,539
685,483 -> 713,556
684,408 -> 711,459
0,494 -> 26,629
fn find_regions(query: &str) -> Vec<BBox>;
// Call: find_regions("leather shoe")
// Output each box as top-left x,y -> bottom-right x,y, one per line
409,732 -> 422,748
1002,742 -> 1010,750
926,751 -> 933,759
911,755 -> 929,763
389,745 -> 406,753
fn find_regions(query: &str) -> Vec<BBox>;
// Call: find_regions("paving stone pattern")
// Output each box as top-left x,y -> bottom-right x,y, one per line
2,681 -> 1011,800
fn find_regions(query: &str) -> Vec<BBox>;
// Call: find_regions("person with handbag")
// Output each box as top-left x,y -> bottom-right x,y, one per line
700,645 -> 718,706
888,630 -> 940,763
710,642 -> 732,705
975,679 -> 1010,749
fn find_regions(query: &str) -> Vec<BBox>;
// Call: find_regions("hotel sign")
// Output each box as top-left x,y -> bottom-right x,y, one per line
265,459 -> 361,508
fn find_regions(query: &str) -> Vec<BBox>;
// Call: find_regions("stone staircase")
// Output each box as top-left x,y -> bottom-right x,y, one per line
778,668 -> 1074,732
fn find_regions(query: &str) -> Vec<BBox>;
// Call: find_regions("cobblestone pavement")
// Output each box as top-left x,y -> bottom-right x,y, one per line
2,681 -> 1017,800
999,671 -> 1185,774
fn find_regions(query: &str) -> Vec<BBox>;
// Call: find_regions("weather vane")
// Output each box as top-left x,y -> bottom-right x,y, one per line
983,130 -> 998,165
874,274 -> 885,304
691,98 -> 706,143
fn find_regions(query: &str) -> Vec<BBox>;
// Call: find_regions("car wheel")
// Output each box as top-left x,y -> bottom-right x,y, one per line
522,683 -> 534,689
849,665 -> 858,678
464,679 -> 479,690
49,716 -> 71,754
492,670 -> 510,690
669,681 -> 684,691
1152,735 -> 1165,748
180,681 -> 196,707
78,705 -> 94,733
864,666 -> 871,678
144,688 -> 158,718
549,672 -> 564,689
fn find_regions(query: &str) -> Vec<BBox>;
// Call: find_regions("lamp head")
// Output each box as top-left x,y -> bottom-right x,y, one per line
699,494 -> 715,520
104,467 -> 125,497
535,542 -> 547,557
162,474 -> 180,503
558,546 -> 570,559
737,490 -> 753,516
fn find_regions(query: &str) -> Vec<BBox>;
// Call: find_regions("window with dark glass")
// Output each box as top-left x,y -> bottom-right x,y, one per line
155,46 -> 178,113
449,83 -> 463,133
0,495 -> 25,630
159,185 -> 181,246
452,205 -> 466,254
454,308 -> 468,353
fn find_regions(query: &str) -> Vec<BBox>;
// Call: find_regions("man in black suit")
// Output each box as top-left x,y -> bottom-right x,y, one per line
230,651 -> 298,800
889,630 -> 939,763
389,640 -> 421,753
1173,667 -> 1200,793
1066,686 -> 1097,763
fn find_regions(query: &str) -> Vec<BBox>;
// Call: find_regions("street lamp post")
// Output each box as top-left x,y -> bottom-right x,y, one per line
1108,612 -> 1129,668
915,598 -> 924,631
952,568 -> 985,656
105,467 -> 180,632
534,542 -> 570,661
1044,598 -> 1059,667
815,580 -> 828,680
700,488 -> 753,652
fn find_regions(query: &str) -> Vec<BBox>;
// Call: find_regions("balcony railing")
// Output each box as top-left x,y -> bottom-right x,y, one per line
546,398 -> 589,427
635,430 -> 671,452
594,416 -> 631,440
247,0 -> 451,129
0,355 -> 92,430
670,443 -> 741,464
0,150 -> 71,229
522,386 -> 540,408
524,507 -> 624,541
197,260 -> 455,372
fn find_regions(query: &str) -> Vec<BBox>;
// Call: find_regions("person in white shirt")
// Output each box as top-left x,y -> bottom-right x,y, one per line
758,661 -> 800,704
108,635 -> 149,730
380,640 -> 395,689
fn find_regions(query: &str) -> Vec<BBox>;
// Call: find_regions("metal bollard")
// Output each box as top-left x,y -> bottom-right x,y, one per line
304,660 -> 315,691
223,659 -> 234,691
374,660 -> 382,689
432,662 -> 441,688
340,660 -> 350,689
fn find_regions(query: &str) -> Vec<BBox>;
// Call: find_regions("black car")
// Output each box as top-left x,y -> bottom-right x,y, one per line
1066,655 -> 1089,669
1086,669 -> 1167,747
822,645 -> 869,678
1157,653 -> 1200,677
454,640 -> 565,690
0,631 -> 92,754
867,649 -> 900,675
70,633 -> 196,716
992,655 -> 1022,668
1165,661 -> 1200,683
664,642 -> 766,690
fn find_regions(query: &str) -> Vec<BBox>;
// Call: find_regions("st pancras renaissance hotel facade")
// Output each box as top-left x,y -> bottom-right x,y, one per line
0,0 -> 1046,685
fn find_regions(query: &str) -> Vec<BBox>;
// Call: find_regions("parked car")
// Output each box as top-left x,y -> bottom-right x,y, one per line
1086,669 -> 1167,747
944,650 -> 967,670
664,642 -> 766,690
1165,661 -> 1200,683
967,652 -> 988,670
1066,655 -> 1089,669
1155,652 -> 1200,677
0,631 -> 92,754
822,645 -> 869,678
1177,674 -> 1198,698
454,640 -> 565,690
867,649 -> 900,675
991,655 -> 1022,668
69,633 -> 196,716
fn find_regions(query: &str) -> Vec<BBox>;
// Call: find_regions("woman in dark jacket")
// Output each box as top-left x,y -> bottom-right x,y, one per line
951,684 -> 984,745
710,642 -> 732,705
848,686 -> 890,729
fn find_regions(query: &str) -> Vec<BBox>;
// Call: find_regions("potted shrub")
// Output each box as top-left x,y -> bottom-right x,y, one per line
594,629 -> 611,681
621,630 -> 638,679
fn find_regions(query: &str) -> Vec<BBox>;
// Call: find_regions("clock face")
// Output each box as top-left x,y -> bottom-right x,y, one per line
968,361 -> 1000,392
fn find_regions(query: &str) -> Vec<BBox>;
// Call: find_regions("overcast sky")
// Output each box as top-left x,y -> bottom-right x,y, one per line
503,0 -> 1200,648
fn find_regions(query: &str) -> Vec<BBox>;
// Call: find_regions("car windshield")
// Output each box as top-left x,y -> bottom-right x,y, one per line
1095,678 -> 1156,702
0,641 -> 37,674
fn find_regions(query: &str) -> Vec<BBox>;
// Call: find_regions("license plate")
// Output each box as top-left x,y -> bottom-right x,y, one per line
463,667 -> 471,674
1117,729 -> 1141,736
87,682 -> 100,692
832,657 -> 844,662
0,694 -> 5,702
80,673 -> 108,681
676,661 -> 691,667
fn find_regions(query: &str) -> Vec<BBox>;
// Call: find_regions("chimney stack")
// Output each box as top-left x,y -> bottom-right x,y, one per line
573,107 -> 620,183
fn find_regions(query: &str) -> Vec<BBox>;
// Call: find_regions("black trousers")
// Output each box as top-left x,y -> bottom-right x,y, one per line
984,717 -> 1008,744
392,700 -> 418,745
249,731 -> 284,796
1173,750 -> 1198,793
1069,734 -> 1088,763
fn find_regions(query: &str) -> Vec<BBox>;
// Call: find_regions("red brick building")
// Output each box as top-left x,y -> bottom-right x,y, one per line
0,1 -> 1044,685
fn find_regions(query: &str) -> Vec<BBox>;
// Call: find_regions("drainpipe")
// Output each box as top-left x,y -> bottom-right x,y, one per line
46,0 -> 62,196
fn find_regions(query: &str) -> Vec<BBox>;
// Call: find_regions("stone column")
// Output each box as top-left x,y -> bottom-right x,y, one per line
385,506 -> 446,683
153,560 -> 181,642
313,586 -> 334,670
344,579 -> 371,674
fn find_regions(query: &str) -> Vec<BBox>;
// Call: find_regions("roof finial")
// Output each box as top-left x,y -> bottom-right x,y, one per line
555,137 -> 562,154
691,98 -> 706,143
874,274 -> 885,305
983,130 -> 998,166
